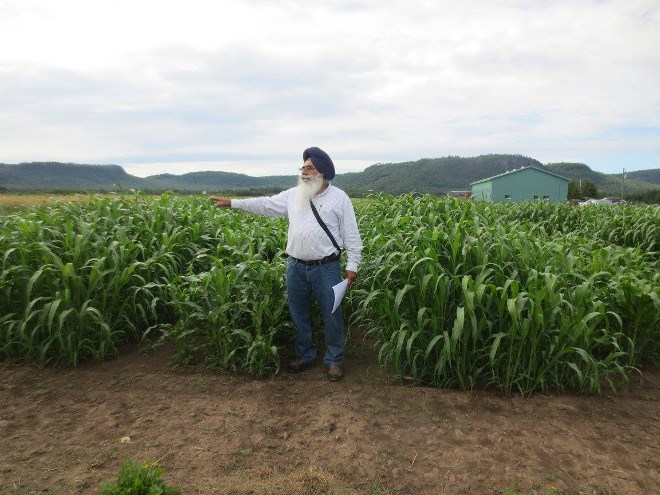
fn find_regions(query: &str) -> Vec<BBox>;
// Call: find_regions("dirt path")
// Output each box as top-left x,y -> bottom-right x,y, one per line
1,341 -> 658,495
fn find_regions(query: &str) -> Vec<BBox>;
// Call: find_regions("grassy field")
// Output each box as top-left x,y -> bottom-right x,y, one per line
0,193 -> 116,210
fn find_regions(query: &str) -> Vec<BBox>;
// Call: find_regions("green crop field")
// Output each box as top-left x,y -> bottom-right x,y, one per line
1,193 -> 658,394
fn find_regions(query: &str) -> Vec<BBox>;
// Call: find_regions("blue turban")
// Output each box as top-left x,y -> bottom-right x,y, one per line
303,147 -> 335,180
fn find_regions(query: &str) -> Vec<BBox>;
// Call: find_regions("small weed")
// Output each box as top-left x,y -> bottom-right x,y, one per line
98,458 -> 180,495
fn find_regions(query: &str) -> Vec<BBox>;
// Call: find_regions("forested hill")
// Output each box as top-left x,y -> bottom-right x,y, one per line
148,171 -> 293,191
625,168 -> 660,184
332,154 -> 545,194
0,162 -> 147,190
1,156 -> 658,196
544,163 -> 660,196
0,162 -> 294,192
146,154 -> 550,194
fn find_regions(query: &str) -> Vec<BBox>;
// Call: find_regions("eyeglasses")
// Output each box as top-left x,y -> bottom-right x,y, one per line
300,165 -> 316,172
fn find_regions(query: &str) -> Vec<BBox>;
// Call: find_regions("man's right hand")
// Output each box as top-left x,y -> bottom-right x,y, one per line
210,195 -> 231,208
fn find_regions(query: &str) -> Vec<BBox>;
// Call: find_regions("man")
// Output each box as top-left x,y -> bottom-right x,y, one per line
210,147 -> 363,382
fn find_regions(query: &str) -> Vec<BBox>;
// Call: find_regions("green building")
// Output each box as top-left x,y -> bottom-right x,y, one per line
471,166 -> 569,203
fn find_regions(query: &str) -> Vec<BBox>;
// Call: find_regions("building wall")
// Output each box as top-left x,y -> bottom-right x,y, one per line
471,181 -> 492,201
473,168 -> 568,203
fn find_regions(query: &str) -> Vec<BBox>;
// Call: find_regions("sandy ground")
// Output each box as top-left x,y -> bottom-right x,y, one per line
1,339 -> 658,495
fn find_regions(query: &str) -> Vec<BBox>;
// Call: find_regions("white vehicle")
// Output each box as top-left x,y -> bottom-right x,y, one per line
579,198 -> 615,206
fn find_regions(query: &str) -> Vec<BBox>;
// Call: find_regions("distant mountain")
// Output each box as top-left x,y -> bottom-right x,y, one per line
626,168 -> 660,185
332,154 -> 545,194
0,162 -> 150,190
1,157 -> 658,196
545,163 -> 659,195
147,171 -> 294,191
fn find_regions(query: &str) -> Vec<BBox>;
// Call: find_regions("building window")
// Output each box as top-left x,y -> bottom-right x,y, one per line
543,195 -> 550,200
533,195 -> 539,200
504,194 -> 512,200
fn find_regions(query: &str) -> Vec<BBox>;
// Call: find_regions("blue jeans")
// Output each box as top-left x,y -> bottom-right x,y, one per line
286,257 -> 345,366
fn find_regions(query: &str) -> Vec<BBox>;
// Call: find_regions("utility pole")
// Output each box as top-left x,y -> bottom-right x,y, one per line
621,168 -> 625,201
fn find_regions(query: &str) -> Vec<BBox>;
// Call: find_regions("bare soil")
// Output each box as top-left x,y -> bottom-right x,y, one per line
1,336 -> 658,495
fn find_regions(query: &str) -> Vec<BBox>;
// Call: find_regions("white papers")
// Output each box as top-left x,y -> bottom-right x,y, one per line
332,279 -> 349,313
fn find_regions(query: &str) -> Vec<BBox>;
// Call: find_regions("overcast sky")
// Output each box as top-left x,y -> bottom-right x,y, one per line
1,0 -> 658,177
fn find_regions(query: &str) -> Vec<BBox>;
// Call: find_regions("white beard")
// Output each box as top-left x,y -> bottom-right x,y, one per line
295,174 -> 325,208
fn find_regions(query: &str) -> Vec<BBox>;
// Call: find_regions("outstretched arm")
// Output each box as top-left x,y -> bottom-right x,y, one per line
218,190 -> 292,218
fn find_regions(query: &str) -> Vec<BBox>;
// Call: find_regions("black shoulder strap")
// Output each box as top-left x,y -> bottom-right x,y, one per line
309,200 -> 341,254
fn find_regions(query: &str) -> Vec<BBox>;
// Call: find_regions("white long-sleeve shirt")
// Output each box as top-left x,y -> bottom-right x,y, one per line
231,185 -> 363,272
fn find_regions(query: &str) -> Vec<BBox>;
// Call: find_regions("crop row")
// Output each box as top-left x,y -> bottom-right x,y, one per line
350,195 -> 658,393
1,193 -> 658,393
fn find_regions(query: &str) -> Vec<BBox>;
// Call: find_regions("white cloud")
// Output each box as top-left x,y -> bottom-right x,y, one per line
1,0 -> 659,174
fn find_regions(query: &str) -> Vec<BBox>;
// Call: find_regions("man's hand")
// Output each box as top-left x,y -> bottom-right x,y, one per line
210,195 -> 231,208
346,270 -> 357,287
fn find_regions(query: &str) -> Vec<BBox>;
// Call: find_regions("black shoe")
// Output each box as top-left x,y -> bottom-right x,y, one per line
327,365 -> 343,382
287,359 -> 314,373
